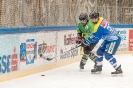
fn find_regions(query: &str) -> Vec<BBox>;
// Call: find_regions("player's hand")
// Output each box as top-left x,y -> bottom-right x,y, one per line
76,34 -> 82,44
81,39 -> 90,47
76,40 -> 81,44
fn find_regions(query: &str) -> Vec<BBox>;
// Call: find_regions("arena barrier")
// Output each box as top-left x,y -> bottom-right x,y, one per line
0,24 -> 133,82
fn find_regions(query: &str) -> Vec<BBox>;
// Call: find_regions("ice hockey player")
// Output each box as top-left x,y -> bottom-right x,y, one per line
82,12 -> 123,76
76,13 -> 98,71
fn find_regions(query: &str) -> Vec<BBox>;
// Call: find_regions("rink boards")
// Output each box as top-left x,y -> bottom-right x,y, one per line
0,25 -> 133,82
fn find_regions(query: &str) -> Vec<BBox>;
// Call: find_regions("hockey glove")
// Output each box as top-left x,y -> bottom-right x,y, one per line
76,33 -> 83,44
81,39 -> 90,47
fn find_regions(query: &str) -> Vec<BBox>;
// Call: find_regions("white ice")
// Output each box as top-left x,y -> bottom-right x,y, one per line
0,54 -> 133,88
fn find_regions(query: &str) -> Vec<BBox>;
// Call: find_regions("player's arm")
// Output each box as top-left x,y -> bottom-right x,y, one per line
77,24 -> 82,33
85,27 -> 103,44
76,23 -> 83,44
85,25 -> 110,44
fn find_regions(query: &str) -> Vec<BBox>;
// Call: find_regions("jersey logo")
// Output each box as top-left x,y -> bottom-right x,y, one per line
101,19 -> 107,28
85,25 -> 88,30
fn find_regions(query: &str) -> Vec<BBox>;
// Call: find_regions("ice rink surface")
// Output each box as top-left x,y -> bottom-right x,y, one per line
0,54 -> 133,88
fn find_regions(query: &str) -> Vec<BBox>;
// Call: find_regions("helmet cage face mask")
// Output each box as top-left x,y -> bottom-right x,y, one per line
91,19 -> 98,24
80,20 -> 87,26
79,13 -> 88,26
89,12 -> 99,24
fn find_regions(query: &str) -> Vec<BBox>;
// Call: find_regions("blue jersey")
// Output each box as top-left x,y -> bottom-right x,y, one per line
87,17 -> 118,43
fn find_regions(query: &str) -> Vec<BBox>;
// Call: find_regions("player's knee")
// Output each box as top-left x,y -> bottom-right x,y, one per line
84,46 -> 91,55
96,49 -> 104,56
96,55 -> 103,62
96,51 -> 104,62
104,53 -> 112,60
84,50 -> 90,55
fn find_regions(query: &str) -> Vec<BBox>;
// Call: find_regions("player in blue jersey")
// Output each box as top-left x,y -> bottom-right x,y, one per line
82,12 -> 123,75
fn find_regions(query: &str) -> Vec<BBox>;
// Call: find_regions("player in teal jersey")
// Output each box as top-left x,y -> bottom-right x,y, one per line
76,13 -> 99,71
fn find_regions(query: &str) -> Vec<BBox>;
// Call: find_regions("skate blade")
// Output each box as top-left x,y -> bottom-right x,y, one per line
79,69 -> 84,72
91,71 -> 102,74
111,73 -> 123,77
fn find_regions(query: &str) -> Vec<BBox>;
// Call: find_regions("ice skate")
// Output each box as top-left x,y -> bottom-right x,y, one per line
79,65 -> 84,72
111,65 -> 123,77
79,60 -> 86,72
93,59 -> 97,69
79,66 -> 84,72
91,68 -> 102,74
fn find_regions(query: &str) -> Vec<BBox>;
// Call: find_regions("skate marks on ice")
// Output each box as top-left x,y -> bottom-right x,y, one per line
111,73 -> 123,77
87,54 -> 132,77
0,54 -> 132,88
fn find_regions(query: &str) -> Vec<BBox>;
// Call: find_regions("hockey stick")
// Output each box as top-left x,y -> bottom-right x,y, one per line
40,45 -> 81,61
62,44 -> 81,53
